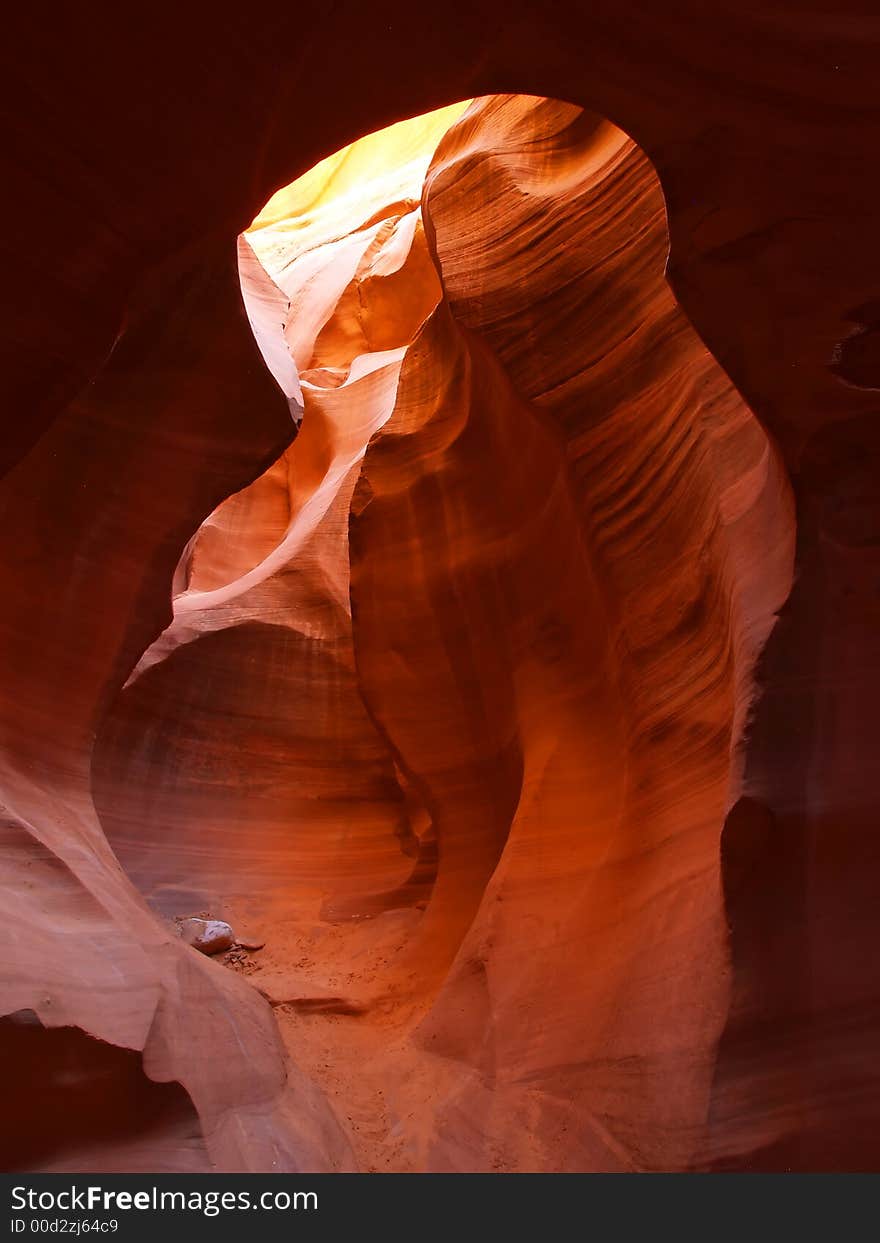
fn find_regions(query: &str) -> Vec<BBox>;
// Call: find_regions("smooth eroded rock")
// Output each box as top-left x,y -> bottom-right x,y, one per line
177,918 -> 235,956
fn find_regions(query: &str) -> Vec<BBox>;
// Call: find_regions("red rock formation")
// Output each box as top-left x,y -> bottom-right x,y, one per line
347,97 -> 793,1170
1,6 -> 877,1173
92,106 -> 462,938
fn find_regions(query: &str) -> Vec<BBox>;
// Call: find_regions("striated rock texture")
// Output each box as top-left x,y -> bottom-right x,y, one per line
347,98 -> 793,1170
92,105 -> 466,935
0,5 -> 877,1173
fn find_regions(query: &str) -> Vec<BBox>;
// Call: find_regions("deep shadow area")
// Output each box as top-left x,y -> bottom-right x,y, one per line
0,1013 -> 207,1172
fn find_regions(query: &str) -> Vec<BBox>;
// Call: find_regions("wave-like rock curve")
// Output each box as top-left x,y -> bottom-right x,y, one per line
0,89 -> 810,1173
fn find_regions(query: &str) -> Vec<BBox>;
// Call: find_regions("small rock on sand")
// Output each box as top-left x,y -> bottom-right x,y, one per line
177,917 -> 235,956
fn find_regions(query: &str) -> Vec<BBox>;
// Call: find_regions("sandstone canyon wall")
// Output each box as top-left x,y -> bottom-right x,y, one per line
1,5 -> 878,1173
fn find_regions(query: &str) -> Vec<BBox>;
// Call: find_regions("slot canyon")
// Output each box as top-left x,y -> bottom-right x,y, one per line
2,6 -> 879,1175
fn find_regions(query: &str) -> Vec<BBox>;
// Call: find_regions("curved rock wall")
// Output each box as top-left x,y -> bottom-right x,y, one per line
62,96 -> 792,1172
347,96 -> 793,1170
1,3 -> 877,1172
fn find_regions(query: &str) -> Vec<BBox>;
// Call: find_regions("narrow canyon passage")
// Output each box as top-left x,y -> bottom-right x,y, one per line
5,4 -> 880,1182
38,95 -> 792,1173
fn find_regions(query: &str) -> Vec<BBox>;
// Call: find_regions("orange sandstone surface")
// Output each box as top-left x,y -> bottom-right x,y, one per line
1,39 -> 871,1173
